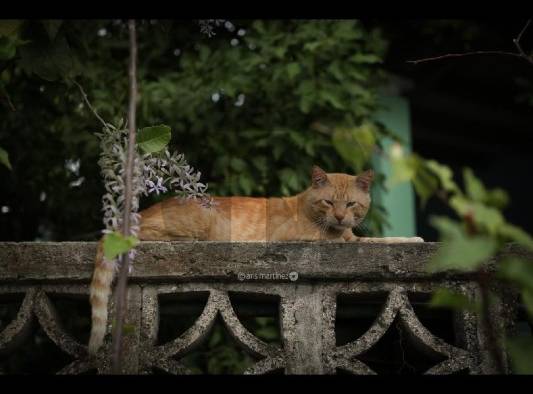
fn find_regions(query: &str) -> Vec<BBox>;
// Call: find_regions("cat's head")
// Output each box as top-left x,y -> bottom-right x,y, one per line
306,165 -> 373,231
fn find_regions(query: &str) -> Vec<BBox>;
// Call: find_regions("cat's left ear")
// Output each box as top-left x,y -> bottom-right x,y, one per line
355,169 -> 374,192
311,165 -> 329,188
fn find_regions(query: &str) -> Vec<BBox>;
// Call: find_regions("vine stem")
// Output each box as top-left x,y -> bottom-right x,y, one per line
111,19 -> 138,374
478,270 -> 506,374
72,79 -> 109,129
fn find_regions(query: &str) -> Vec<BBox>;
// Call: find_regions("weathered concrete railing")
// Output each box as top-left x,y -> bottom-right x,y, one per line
0,242 -> 527,374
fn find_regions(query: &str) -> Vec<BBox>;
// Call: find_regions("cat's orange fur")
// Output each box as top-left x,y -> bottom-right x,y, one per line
88,166 -> 423,354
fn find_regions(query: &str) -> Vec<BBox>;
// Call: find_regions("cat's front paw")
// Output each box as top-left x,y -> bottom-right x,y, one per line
410,236 -> 424,243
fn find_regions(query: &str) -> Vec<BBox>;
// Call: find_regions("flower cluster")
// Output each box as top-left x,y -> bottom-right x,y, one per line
141,149 -> 211,204
97,123 -> 211,268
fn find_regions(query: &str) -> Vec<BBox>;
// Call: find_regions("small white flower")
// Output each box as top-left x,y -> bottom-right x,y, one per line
224,21 -> 235,32
147,176 -> 167,195
234,94 -> 245,107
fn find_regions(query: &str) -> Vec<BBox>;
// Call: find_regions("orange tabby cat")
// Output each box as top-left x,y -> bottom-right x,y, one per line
88,166 -> 423,354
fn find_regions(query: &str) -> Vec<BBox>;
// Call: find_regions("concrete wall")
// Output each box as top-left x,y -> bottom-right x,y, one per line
0,242 -> 526,374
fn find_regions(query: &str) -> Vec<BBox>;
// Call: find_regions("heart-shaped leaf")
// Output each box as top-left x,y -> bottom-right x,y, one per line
103,231 -> 140,261
137,125 -> 171,153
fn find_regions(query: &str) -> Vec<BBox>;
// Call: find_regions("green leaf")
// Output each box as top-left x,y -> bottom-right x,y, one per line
286,62 -> 301,80
0,146 -> 12,170
327,62 -> 344,81
137,125 -> 171,153
449,196 -> 504,235
350,53 -> 381,64
498,258 -> 533,291
463,167 -> 486,202
428,216 -> 498,272
484,188 -> 509,209
103,231 -> 140,261
498,223 -> 533,250
507,337 -> 533,374
412,165 -> 439,208
230,157 -> 247,172
429,288 -> 480,313
320,90 -> 345,110
332,123 -> 376,172
430,216 -> 464,240
0,36 -> 20,61
428,235 -> 497,272
303,41 -> 321,52
499,257 -> 533,315
238,174 -> 253,195
523,289 -> 533,317
388,154 -> 420,187
279,168 -> 300,191
425,160 -> 460,194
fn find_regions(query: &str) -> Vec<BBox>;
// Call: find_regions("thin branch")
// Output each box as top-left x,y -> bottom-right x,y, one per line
111,19 -> 138,375
0,90 -> 16,112
513,19 -> 533,65
72,79 -> 110,129
407,51 -> 523,65
407,20 -> 533,66
516,19 -> 531,44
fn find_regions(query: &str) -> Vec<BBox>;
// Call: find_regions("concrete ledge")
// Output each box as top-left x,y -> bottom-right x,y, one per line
0,241 -> 531,283
0,241 -> 440,283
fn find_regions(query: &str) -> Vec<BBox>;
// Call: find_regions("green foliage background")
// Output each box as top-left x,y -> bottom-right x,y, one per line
0,19 -> 390,241
0,19 -> 390,374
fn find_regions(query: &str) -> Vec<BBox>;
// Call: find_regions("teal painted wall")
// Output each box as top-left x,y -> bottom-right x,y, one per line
372,96 -> 417,237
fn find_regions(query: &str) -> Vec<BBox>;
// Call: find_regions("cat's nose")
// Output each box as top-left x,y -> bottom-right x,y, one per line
334,213 -> 344,222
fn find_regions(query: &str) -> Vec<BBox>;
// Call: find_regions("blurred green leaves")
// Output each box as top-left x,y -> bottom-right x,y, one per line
428,216 -> 498,272
390,151 -> 533,374
19,35 -> 80,82
429,288 -> 481,313
499,257 -> 533,315
507,338 -> 533,374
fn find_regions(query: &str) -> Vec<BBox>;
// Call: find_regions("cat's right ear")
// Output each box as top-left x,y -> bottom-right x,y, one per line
311,165 -> 329,188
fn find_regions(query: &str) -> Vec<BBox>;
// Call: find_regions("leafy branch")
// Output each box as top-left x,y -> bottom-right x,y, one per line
389,148 -> 533,373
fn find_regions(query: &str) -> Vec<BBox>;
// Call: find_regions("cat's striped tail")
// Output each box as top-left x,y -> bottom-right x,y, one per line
88,239 -> 115,355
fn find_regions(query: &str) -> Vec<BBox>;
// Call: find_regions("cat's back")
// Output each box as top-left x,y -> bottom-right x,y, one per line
210,195 -> 299,240
139,195 -> 299,241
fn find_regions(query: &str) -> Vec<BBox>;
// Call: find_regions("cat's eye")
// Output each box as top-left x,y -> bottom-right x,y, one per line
323,200 -> 334,206
347,201 -> 357,207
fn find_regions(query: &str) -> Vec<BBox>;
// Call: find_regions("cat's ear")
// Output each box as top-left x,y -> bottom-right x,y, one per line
355,169 -> 374,192
311,165 -> 329,188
